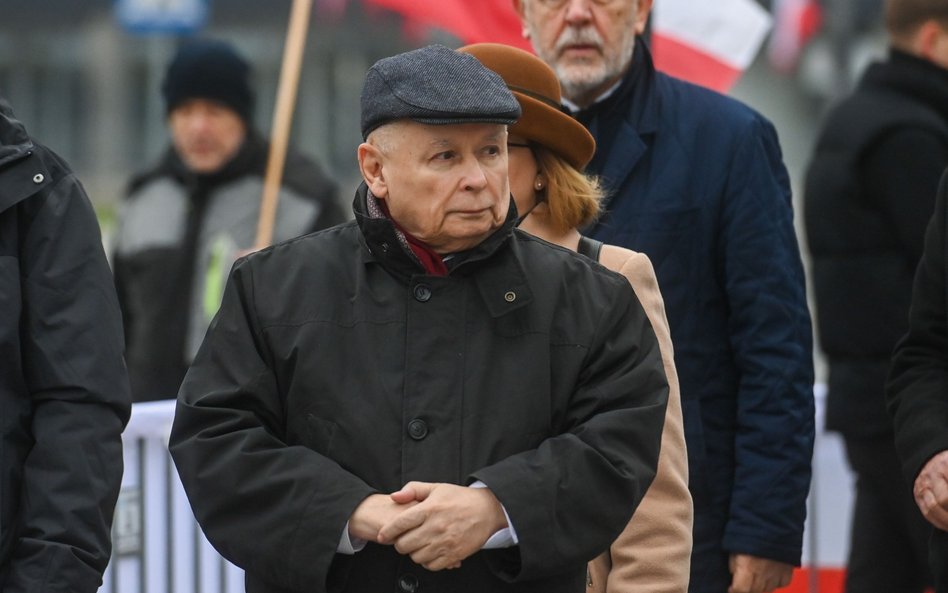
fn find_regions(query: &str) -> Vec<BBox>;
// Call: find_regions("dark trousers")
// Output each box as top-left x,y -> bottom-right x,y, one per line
932,529 -> 948,593
844,436 -> 932,593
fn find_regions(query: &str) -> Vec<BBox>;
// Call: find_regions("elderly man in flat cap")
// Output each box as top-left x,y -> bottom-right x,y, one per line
169,44 -> 667,593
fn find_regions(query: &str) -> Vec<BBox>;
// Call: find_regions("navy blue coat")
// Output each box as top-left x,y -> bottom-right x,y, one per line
580,41 -> 814,590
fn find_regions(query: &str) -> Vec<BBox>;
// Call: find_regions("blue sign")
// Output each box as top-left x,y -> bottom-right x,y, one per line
115,0 -> 209,34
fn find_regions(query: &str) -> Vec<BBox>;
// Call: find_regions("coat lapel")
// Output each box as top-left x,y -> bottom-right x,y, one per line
588,39 -> 662,209
598,119 -> 647,204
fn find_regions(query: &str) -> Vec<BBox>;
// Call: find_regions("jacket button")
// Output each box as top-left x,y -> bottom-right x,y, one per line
407,419 -> 428,440
413,284 -> 432,302
398,573 -> 419,593
32,173 -> 44,184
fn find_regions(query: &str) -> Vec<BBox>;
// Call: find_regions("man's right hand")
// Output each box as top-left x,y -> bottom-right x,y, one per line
914,450 -> 948,531
348,494 -> 418,542
377,482 -> 507,571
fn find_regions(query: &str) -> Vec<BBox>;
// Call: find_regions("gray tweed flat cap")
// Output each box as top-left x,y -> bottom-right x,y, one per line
360,44 -> 522,139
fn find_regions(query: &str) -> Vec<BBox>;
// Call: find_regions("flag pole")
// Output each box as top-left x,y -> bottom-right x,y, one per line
254,0 -> 314,250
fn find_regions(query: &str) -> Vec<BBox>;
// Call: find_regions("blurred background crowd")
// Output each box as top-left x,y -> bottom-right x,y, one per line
0,0 -> 887,291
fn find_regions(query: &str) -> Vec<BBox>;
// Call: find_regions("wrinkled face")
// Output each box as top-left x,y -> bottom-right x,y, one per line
515,0 -> 652,106
169,98 -> 246,174
360,122 -> 511,254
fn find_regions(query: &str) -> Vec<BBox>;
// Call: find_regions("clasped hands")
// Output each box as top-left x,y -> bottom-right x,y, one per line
914,449 -> 948,531
348,481 -> 508,571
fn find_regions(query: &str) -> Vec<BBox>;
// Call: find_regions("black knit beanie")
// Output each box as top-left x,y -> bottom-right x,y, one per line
162,38 -> 254,123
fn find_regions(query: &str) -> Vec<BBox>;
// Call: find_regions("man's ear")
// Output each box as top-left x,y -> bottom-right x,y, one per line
634,0 -> 654,35
916,20 -> 948,66
512,0 -> 526,22
358,142 -> 388,199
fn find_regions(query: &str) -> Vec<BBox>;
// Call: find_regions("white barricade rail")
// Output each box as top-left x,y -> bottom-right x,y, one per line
101,388 -> 855,593
802,383 -> 855,573
100,400 -> 244,593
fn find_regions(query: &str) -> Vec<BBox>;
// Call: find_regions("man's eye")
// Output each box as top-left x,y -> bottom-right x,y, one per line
484,146 -> 501,156
434,151 -> 456,161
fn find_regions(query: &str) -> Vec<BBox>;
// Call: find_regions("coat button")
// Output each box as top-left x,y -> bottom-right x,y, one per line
407,419 -> 428,440
32,173 -> 44,184
413,284 -> 432,302
504,291 -> 516,302
398,573 -> 419,593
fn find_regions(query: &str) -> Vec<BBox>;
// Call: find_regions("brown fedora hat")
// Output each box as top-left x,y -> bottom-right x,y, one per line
458,43 -> 595,170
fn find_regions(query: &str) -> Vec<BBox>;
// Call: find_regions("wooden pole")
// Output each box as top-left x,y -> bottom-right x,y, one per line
254,0 -> 314,250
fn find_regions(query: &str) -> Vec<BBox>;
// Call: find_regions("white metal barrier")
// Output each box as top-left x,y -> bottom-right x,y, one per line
101,387 -> 855,592
101,400 -> 244,593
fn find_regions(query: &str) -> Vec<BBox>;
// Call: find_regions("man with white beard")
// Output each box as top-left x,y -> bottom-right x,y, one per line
512,2 -> 816,593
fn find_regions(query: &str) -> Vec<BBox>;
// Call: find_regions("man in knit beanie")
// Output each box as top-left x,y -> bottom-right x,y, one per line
112,38 -> 344,403
160,37 -> 255,173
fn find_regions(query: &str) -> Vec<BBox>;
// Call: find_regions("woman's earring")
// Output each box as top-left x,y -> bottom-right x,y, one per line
534,177 -> 545,191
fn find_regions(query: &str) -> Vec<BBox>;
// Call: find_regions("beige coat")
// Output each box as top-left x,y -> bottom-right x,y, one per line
587,246 -> 693,593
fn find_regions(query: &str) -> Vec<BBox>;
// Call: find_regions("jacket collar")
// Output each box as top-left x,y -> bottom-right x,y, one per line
351,182 -> 525,292
0,97 -> 52,214
472,231 -> 535,318
128,128 -> 269,198
862,49 -> 948,123
575,38 -> 660,201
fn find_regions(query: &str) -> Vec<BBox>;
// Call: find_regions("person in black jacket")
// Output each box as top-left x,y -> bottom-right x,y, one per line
113,38 -> 344,402
169,44 -> 668,593
0,96 -> 131,591
888,170 -> 948,593
804,0 -> 948,590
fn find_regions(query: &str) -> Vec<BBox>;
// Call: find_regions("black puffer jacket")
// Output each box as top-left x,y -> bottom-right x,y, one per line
0,97 -> 130,592
805,49 -> 948,437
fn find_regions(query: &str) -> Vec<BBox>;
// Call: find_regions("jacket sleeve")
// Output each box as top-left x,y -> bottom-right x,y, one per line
110,232 -> 134,365
587,252 -> 692,593
6,165 -> 131,593
168,258 -> 377,592
887,171 -> 948,484
471,273 -> 669,582
719,116 -> 815,565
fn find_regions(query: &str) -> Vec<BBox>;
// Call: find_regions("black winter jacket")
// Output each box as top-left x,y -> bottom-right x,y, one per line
0,98 -> 130,592
805,49 -> 948,437
888,171 -> 948,591
169,184 -> 669,593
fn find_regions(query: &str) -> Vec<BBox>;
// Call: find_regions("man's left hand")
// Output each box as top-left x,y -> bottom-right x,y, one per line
728,554 -> 793,593
377,482 -> 507,571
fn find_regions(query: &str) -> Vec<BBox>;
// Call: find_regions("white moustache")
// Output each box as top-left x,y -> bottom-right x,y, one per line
554,27 -> 604,53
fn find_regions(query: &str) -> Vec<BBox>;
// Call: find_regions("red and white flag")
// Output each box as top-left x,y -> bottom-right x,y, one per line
362,0 -> 771,93
363,0 -> 531,51
767,0 -> 823,73
652,0 -> 772,92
